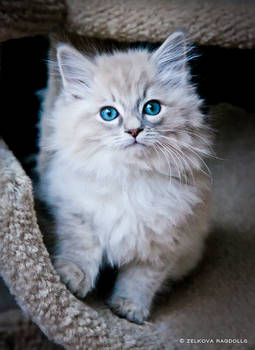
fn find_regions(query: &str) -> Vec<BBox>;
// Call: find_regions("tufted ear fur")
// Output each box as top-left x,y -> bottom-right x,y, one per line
152,31 -> 188,85
57,44 -> 95,98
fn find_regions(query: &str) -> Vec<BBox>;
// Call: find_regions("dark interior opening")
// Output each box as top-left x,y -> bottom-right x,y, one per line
0,35 -> 255,169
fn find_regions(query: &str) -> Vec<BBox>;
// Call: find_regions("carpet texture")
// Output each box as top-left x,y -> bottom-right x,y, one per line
65,0 -> 255,48
0,0 -> 255,48
0,104 -> 254,349
0,0 -> 66,42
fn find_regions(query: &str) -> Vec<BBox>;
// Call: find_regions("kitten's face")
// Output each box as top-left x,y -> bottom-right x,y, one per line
88,51 -> 163,151
52,32 -> 210,177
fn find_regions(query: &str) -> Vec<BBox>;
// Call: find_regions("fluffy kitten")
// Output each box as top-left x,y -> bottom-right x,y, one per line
37,32 -> 212,324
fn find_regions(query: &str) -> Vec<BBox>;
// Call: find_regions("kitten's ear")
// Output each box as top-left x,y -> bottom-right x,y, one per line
152,31 -> 188,84
57,44 -> 94,98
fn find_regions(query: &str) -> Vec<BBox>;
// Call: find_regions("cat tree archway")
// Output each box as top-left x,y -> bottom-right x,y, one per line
0,1 -> 255,349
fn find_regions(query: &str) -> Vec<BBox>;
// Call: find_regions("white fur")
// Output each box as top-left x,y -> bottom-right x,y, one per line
37,32 -> 212,323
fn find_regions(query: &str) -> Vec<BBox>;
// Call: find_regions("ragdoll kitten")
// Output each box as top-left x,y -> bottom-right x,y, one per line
37,32 -> 212,324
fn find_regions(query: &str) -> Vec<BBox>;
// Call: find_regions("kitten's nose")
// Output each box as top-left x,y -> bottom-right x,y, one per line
125,128 -> 143,138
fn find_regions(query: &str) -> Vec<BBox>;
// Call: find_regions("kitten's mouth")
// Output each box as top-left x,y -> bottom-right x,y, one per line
129,140 -> 144,147
121,139 -> 146,150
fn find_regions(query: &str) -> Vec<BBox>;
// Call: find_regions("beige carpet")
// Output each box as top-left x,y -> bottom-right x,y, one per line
0,0 -> 255,48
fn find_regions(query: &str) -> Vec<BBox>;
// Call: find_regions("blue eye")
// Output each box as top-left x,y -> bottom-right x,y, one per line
100,106 -> 119,121
143,100 -> 161,116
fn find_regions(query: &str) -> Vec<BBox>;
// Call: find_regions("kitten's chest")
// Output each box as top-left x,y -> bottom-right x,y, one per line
65,171 -> 170,229
50,166 -> 201,263
76,175 -> 173,261
72,172 -> 188,237
76,174 -> 164,222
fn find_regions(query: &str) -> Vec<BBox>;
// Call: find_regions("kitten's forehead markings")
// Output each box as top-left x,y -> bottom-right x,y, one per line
110,93 -> 116,103
135,97 -> 143,113
98,54 -> 154,118
114,83 -> 150,116
139,83 -> 151,108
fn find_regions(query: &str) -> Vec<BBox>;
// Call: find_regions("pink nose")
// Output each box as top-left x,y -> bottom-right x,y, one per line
126,128 -> 143,138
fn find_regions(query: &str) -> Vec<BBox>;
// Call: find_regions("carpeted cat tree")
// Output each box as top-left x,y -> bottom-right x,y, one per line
0,1 -> 255,349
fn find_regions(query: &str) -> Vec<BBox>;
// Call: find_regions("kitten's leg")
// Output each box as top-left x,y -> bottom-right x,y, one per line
54,246 -> 102,298
53,220 -> 103,298
54,258 -> 91,298
108,263 -> 167,324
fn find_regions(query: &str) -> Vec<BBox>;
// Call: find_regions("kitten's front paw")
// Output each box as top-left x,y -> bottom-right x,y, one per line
108,296 -> 149,324
54,258 -> 91,298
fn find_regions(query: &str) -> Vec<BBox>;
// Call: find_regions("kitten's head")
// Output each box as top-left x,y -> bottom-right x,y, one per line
50,32 -> 211,179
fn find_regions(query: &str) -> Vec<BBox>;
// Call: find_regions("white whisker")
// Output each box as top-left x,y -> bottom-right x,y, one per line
154,142 -> 172,184
155,140 -> 182,184
159,140 -> 187,185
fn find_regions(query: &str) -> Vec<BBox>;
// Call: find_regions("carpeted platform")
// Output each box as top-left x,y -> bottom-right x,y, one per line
0,0 -> 255,48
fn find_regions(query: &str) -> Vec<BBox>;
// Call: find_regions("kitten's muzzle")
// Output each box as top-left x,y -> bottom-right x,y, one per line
125,128 -> 144,138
